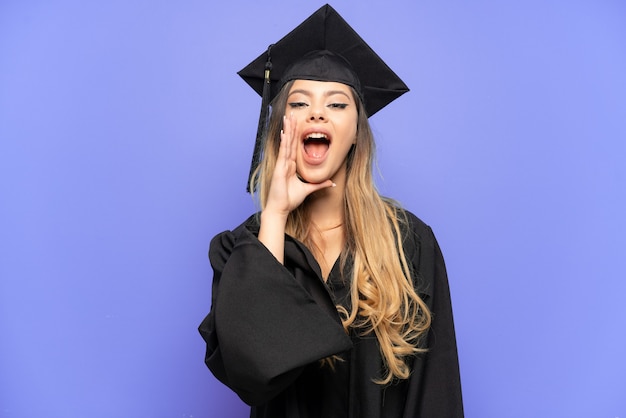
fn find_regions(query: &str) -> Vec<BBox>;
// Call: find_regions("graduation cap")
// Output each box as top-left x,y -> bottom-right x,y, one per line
240,4 -> 409,192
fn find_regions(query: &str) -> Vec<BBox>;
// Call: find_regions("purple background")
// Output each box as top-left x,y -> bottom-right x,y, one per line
1,1 -> 625,417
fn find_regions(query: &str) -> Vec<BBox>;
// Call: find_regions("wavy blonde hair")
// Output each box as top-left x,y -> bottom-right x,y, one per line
253,81 -> 431,384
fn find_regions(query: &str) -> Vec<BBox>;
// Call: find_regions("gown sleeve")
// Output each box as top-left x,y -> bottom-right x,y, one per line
198,220 -> 353,406
403,213 -> 464,417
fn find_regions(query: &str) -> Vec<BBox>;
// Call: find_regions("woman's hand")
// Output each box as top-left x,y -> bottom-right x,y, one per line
264,113 -> 335,218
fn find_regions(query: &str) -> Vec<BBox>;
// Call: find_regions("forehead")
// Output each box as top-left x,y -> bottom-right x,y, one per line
288,80 -> 354,98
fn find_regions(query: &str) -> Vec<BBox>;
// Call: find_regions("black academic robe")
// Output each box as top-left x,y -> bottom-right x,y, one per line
198,210 -> 464,417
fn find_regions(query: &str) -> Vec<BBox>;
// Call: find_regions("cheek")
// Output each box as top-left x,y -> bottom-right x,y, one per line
342,112 -> 358,139
350,120 -> 358,144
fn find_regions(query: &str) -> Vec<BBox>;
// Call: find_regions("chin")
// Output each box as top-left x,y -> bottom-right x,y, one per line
297,171 -> 330,185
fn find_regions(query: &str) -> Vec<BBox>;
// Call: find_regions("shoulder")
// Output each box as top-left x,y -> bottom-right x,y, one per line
210,214 -> 260,243
393,206 -> 437,249
391,207 -> 444,295
209,214 -> 261,263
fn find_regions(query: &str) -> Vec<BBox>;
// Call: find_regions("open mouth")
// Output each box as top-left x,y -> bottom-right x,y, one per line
303,133 -> 330,159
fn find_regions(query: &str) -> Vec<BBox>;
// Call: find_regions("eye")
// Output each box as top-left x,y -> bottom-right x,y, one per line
328,103 -> 348,109
288,102 -> 308,109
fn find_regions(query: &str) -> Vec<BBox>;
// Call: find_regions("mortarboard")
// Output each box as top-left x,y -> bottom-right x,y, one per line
240,4 -> 409,192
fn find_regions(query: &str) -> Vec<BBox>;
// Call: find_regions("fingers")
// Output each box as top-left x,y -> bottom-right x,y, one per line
280,113 -> 297,163
279,116 -> 290,162
287,112 -> 298,160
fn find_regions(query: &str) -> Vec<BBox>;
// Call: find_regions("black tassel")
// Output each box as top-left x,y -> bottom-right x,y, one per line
246,45 -> 273,193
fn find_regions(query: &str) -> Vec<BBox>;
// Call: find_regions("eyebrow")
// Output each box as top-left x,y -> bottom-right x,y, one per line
288,89 -> 352,100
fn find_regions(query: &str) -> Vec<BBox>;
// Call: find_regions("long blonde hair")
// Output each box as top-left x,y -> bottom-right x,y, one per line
253,81 -> 431,384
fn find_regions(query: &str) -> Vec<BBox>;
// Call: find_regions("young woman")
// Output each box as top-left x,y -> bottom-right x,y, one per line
199,5 -> 463,417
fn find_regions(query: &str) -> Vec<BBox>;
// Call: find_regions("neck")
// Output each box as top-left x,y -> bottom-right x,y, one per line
307,177 -> 345,230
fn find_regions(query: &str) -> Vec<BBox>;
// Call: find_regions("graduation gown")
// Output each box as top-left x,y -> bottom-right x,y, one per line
198,210 -> 464,417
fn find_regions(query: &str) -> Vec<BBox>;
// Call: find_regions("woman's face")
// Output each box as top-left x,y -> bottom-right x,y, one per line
285,79 -> 358,185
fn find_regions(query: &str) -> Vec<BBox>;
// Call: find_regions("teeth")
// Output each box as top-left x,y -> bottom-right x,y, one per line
306,133 -> 327,140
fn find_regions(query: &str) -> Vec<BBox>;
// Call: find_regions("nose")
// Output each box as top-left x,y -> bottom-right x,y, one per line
308,104 -> 326,121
